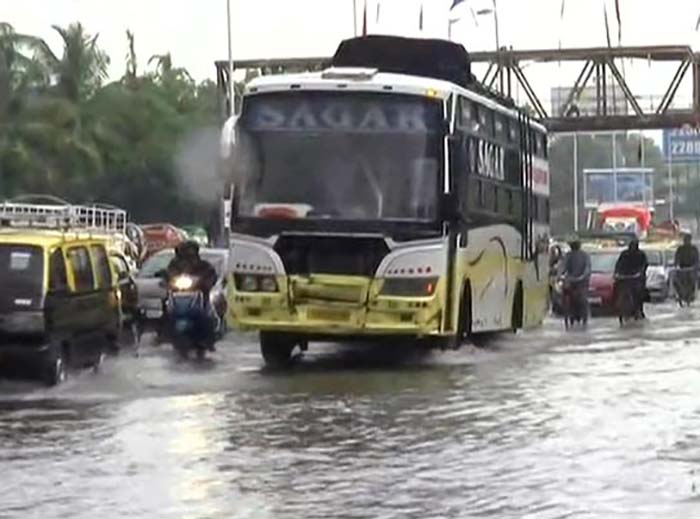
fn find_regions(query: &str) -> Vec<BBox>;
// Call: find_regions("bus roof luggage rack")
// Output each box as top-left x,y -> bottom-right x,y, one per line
0,201 -> 127,234
331,35 -> 474,89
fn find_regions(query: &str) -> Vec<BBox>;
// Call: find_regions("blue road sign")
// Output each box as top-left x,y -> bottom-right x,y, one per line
663,127 -> 700,163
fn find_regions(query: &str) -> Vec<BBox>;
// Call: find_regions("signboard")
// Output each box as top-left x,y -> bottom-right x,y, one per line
244,95 -> 440,134
662,127 -> 700,163
583,168 -> 654,208
550,85 -> 628,117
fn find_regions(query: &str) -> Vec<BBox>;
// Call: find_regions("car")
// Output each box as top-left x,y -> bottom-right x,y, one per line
587,249 -> 621,315
643,248 -> 671,302
141,223 -> 187,259
109,250 -> 141,346
135,247 -> 229,335
181,225 -> 209,247
0,204 -> 122,385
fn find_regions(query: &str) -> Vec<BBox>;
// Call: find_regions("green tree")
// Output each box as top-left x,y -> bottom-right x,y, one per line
38,22 -> 109,103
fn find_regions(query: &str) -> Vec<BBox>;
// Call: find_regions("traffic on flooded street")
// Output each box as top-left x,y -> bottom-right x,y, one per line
2,305 -> 700,519
6,1 -> 700,517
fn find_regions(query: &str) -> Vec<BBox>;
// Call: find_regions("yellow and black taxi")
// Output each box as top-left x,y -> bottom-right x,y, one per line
0,202 -> 122,385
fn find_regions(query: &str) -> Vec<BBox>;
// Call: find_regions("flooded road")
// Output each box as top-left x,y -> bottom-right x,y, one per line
2,304 -> 700,518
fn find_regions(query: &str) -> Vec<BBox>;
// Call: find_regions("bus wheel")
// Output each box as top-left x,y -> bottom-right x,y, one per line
511,282 -> 524,332
260,332 -> 296,369
455,284 -> 472,348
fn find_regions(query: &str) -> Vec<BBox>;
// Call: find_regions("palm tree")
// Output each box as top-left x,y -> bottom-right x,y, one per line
0,23 -> 52,119
37,22 -> 109,103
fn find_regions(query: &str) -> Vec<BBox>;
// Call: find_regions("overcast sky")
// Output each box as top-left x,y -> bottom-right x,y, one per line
3,0 -> 700,111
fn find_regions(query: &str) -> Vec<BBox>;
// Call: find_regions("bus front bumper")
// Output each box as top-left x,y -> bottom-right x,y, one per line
228,298 -> 446,337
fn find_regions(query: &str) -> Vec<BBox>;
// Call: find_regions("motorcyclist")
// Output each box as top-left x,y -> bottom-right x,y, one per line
614,239 -> 648,318
562,239 -> 591,320
166,241 -> 218,350
674,232 -> 699,301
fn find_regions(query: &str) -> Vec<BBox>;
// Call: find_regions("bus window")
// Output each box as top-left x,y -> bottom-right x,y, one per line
504,149 -> 520,186
481,108 -> 494,137
484,182 -> 496,212
541,133 -> 548,158
461,99 -> 475,127
498,187 -> 511,217
531,195 -> 539,221
67,246 -> 95,292
476,179 -> 484,209
542,197 -> 551,223
507,189 -> 514,215
531,130 -> 540,156
495,114 -> 507,142
508,120 -> 519,143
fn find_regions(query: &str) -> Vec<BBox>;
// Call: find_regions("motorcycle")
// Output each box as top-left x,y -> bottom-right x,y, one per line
163,273 -> 214,360
614,272 -> 644,325
561,274 -> 588,329
674,266 -> 697,307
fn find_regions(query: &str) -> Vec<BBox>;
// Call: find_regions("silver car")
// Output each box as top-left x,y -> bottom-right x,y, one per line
136,248 -> 229,326
644,249 -> 671,302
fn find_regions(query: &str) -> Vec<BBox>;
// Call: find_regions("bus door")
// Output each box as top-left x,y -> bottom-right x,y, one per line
518,113 -> 534,261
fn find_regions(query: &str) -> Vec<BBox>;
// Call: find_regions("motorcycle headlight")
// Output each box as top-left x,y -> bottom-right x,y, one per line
380,277 -> 438,297
173,275 -> 194,290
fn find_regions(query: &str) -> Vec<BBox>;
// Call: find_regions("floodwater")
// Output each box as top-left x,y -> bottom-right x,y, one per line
2,304 -> 700,519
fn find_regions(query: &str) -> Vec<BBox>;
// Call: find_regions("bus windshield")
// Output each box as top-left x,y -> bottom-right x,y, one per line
233,91 -> 444,222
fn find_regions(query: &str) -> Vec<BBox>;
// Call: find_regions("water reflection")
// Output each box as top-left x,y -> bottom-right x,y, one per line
1,305 -> 700,517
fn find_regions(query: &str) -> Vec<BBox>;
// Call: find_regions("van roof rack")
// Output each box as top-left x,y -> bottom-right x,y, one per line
0,201 -> 127,234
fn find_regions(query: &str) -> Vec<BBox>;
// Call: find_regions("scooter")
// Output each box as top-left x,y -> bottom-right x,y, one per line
163,274 -> 213,360
614,272 -> 644,326
561,274 -> 588,329
674,267 -> 697,307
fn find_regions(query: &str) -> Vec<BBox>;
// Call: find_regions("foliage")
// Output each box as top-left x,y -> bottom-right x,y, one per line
0,22 -> 223,225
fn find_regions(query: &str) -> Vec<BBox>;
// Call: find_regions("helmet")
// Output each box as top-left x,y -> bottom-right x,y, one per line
568,238 -> 581,250
176,240 -> 200,258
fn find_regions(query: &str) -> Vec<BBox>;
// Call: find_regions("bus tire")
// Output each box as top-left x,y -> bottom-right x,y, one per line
512,282 -> 524,332
455,282 -> 472,348
260,332 -> 296,369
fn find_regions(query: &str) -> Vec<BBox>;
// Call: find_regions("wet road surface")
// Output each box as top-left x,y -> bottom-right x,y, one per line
2,303 -> 700,518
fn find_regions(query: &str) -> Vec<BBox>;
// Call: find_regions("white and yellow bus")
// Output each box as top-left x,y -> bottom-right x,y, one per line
221,36 -> 550,367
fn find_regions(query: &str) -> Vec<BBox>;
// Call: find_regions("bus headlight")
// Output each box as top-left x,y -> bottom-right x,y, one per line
259,276 -> 278,293
380,277 -> 438,297
235,274 -> 278,293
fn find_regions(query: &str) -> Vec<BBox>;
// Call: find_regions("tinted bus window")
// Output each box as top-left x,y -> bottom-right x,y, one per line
68,247 -> 95,292
90,245 -> 112,289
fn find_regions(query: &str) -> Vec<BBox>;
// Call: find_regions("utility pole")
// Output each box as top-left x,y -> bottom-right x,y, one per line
226,0 -> 235,116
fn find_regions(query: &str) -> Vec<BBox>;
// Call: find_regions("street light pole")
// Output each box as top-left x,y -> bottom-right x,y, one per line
353,0 -> 358,36
226,0 -> 234,116
493,0 -> 500,51
476,4 -> 502,92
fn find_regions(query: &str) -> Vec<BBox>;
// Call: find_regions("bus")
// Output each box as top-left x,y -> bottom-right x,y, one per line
220,36 -> 550,367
